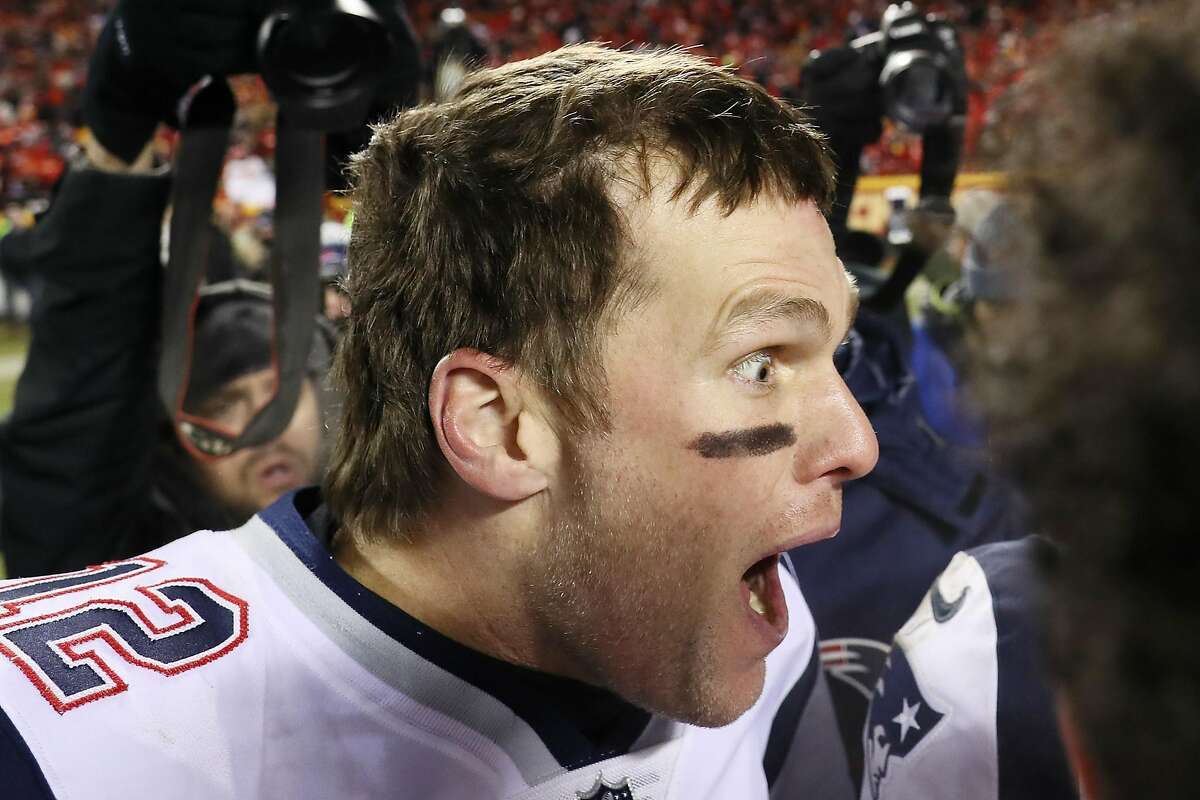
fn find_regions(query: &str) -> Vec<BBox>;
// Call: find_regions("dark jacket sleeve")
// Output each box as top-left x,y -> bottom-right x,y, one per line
0,703 -> 56,799
0,166 -> 172,577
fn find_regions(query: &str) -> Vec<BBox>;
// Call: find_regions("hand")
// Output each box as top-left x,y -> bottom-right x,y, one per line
110,0 -> 259,85
801,46 -> 884,146
84,78 -> 236,174
82,0 -> 257,164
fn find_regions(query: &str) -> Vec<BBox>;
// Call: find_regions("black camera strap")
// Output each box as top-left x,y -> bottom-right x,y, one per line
161,123 -> 323,460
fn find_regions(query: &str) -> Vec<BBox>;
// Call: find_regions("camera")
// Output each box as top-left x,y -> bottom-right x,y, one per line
257,0 -> 399,131
803,1 -> 967,241
849,2 -> 966,133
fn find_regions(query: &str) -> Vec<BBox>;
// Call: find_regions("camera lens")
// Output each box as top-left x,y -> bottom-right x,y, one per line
900,61 -> 940,101
881,51 -> 954,132
270,13 -> 374,89
895,61 -> 943,111
258,0 -> 394,130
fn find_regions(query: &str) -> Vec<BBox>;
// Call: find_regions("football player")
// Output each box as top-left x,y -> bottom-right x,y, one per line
0,41 -> 877,800
865,4 -> 1200,799
861,538 -> 1076,800
981,2 -> 1200,799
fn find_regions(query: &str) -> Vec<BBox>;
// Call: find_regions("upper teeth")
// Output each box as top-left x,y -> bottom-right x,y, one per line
749,587 -> 767,615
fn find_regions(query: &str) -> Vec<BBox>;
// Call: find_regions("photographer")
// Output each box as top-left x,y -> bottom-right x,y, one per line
0,0 -> 418,577
803,1 -> 968,245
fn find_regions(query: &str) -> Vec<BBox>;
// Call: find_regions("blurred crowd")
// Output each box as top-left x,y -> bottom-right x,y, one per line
410,0 -> 1097,172
0,0 -> 1109,254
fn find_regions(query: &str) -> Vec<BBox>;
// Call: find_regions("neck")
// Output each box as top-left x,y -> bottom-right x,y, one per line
333,498 -> 551,672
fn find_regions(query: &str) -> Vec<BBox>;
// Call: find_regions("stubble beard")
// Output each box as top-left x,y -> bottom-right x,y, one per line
520,447 -> 756,728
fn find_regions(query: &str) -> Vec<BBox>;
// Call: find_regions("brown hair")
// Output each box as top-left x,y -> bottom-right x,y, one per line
325,43 -> 835,537
985,4 -> 1200,798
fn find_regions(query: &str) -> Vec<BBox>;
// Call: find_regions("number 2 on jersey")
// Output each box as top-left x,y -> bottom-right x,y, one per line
0,558 -> 249,713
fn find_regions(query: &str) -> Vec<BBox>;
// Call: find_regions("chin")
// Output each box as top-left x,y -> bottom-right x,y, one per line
657,658 -> 767,729
255,483 -> 297,511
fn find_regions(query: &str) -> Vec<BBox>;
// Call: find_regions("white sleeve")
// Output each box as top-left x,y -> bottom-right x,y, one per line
860,551 -> 1000,800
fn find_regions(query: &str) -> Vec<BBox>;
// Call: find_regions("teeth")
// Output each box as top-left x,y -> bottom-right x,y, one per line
749,588 -> 767,616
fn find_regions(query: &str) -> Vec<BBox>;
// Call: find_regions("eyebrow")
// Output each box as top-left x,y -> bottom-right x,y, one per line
196,384 -> 253,415
708,285 -> 855,354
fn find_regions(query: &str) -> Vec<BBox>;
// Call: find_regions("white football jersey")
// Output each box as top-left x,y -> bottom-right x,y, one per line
0,489 -> 851,800
860,538 -> 1076,800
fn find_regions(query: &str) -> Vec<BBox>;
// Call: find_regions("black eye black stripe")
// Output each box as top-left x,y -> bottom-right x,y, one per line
688,423 -> 796,458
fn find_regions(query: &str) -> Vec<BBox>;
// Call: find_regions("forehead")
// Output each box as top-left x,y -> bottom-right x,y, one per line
623,189 -> 848,330
201,367 -> 276,404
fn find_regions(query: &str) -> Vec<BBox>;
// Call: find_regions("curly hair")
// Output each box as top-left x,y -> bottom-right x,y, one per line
984,4 -> 1200,797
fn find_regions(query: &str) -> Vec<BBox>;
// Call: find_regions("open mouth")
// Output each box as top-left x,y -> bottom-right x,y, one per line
741,553 -> 788,646
257,458 -> 299,492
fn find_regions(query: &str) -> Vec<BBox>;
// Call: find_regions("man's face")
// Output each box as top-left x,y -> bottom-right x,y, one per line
524,193 -> 878,727
192,369 -> 323,521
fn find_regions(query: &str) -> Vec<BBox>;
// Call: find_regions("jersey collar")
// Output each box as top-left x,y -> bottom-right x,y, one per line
258,488 -> 652,773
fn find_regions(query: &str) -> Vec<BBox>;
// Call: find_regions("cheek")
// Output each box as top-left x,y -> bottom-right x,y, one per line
688,424 -> 797,458
284,413 -> 322,457
606,417 -> 791,524
693,459 -> 782,523
605,347 -> 697,439
282,386 -> 323,458
634,458 -> 780,561
198,453 -> 248,491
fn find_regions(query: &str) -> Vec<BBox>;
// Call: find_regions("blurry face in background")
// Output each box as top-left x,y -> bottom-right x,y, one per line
521,192 -> 879,727
191,370 -> 323,521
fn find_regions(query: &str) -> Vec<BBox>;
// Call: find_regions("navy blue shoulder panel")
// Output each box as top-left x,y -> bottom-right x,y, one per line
763,638 -> 822,787
0,704 -> 56,800
970,537 -> 1077,800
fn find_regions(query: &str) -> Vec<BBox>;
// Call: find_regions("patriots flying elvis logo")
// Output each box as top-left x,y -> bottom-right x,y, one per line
820,637 -> 892,700
865,646 -> 945,800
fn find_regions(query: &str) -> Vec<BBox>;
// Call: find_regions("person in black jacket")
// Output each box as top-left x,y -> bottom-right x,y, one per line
0,143 -> 332,577
0,0 -> 345,577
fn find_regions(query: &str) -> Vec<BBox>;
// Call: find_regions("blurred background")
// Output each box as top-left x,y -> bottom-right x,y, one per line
0,0 -> 1110,414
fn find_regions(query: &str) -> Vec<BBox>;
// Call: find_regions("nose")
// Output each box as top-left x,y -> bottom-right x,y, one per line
793,375 -> 879,485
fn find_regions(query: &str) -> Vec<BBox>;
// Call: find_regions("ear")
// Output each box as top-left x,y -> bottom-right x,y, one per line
428,349 -> 552,502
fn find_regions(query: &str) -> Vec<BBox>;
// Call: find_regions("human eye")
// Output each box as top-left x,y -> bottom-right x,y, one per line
201,395 -> 252,430
730,351 -> 776,389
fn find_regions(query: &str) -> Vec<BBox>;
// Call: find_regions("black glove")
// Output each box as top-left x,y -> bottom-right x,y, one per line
82,0 -> 257,163
802,46 -> 884,147
802,46 -> 885,236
